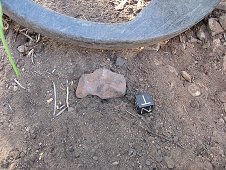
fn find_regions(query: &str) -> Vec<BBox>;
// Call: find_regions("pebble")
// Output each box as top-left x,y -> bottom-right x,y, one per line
13,86 -> 18,92
145,43 -> 161,51
197,25 -> 208,42
216,1 -> 226,11
223,55 -> 226,72
76,68 -> 126,99
208,18 -> 224,36
47,98 -> 53,104
188,84 -> 201,97
164,156 -> 175,169
115,57 -> 126,67
219,14 -> 226,31
181,71 -> 192,82
218,118 -> 225,125
128,148 -> 137,157
112,161 -> 119,165
92,156 -> 98,161
224,103 -> 226,113
17,45 -> 28,54
68,107 -> 75,112
145,160 -> 151,166
218,91 -> 226,103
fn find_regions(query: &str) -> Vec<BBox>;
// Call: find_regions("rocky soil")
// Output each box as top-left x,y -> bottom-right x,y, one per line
0,1 -> 226,170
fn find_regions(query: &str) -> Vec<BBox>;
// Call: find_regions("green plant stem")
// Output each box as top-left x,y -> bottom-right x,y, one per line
0,2 -> 20,77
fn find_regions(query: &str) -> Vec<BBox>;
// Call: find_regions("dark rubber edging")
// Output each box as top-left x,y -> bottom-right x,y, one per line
3,0 -> 220,49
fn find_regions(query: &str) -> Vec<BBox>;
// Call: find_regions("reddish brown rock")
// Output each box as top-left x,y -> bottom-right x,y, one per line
76,68 -> 126,99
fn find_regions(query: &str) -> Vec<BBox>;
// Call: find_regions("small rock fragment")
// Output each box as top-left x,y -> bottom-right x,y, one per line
112,161 -> 119,165
115,57 -> 126,67
115,0 -> 127,10
137,0 -> 144,11
216,2 -> 226,11
188,84 -> 201,97
47,98 -> 53,104
128,148 -> 136,157
93,156 -> 98,161
164,156 -> 175,169
223,55 -> 226,72
208,18 -> 224,36
145,43 -> 160,51
17,45 -> 28,54
197,25 -> 208,42
212,38 -> 224,55
218,91 -> 226,103
68,107 -> 74,112
167,65 -> 178,76
13,86 -> 18,92
181,71 -> 192,82
219,14 -> 226,31
76,68 -> 126,99
145,160 -> 151,166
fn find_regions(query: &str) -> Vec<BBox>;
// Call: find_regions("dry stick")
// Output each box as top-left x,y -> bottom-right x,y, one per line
52,81 -> 57,116
14,79 -> 26,89
125,110 -> 188,151
55,107 -> 67,117
66,80 -> 69,109
19,31 -> 33,41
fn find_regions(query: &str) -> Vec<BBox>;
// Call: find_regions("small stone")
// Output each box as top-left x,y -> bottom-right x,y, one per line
181,71 -> 192,82
128,148 -> 136,157
208,18 -> 224,36
145,43 -> 160,51
223,55 -> 226,72
92,156 -> 98,161
76,68 -> 126,99
223,103 -> 226,113
115,57 -> 126,67
112,161 -> 119,165
173,136 -> 179,143
167,65 -> 178,76
212,38 -> 224,55
13,86 -> 18,92
188,84 -> 201,97
197,25 -> 208,42
219,91 -> 226,103
219,14 -> 226,31
218,118 -> 225,125
164,156 -> 175,169
17,45 -> 28,54
68,107 -> 74,112
216,2 -> 226,11
145,160 -> 151,166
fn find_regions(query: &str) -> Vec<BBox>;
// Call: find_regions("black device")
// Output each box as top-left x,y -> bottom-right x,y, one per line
135,93 -> 154,114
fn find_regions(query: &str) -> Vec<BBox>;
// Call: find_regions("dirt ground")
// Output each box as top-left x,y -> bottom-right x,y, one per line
0,1 -> 226,170
33,0 -> 150,23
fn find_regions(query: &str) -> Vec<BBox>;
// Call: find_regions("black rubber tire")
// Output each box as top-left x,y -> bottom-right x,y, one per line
2,0 -> 220,49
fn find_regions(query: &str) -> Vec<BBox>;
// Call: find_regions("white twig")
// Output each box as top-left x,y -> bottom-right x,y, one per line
66,80 -> 69,108
53,81 -> 57,116
14,79 -> 26,89
55,107 -> 67,117
8,104 -> 13,112
27,49 -> 35,64
20,32 -> 33,41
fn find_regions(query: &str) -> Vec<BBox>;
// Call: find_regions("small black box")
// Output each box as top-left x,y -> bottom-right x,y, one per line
135,93 -> 154,114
